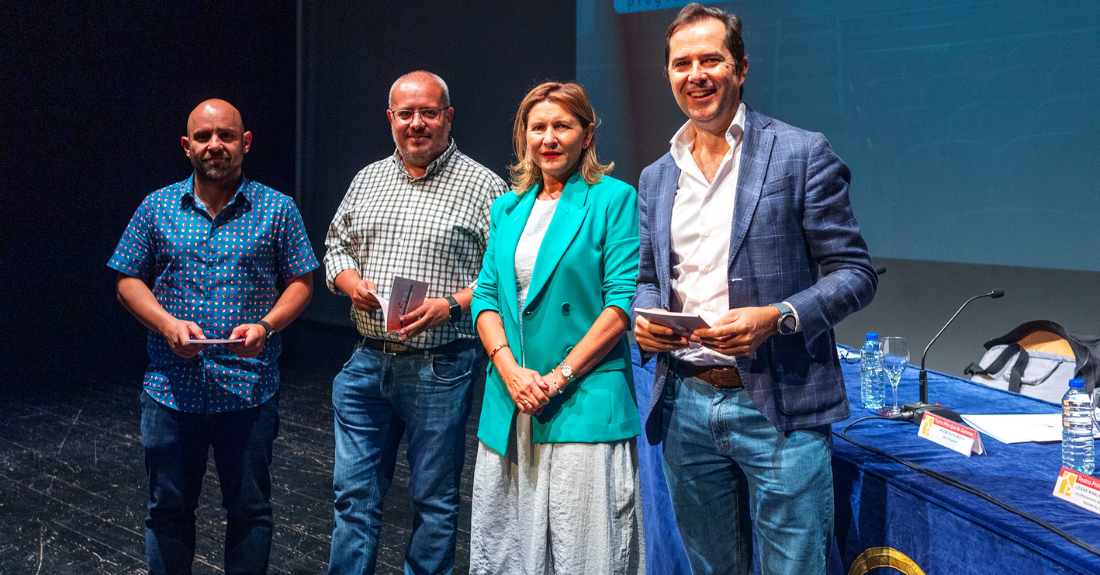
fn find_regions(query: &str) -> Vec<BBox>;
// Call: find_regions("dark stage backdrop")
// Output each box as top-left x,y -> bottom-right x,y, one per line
296,1 -> 577,326
2,2 -> 298,389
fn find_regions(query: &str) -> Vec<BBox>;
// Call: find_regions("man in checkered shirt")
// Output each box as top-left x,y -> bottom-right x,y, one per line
323,71 -> 507,575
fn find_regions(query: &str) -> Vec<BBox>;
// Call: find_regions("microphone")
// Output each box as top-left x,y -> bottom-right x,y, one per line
899,289 -> 1005,424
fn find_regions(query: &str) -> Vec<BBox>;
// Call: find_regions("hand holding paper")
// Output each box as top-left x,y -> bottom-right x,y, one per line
634,309 -> 694,352
351,279 -> 381,311
365,276 -> 431,333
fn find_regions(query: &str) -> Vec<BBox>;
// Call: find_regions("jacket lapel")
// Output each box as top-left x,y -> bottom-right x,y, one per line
655,158 -> 679,307
729,108 -> 773,269
524,172 -> 590,311
496,191 -> 536,326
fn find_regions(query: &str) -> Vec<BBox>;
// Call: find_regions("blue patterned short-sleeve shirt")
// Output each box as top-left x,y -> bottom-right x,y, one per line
108,176 -> 319,413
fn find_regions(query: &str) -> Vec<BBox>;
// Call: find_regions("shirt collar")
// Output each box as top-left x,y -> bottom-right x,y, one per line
391,139 -> 458,180
669,101 -> 747,164
180,175 -> 254,212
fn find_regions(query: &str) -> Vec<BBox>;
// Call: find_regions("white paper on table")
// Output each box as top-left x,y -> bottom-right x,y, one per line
960,413 -> 1100,444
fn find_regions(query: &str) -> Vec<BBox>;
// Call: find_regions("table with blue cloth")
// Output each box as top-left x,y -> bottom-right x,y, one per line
630,344 -> 1100,575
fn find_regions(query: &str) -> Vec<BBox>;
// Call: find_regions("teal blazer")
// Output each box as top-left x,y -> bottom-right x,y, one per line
471,171 -> 642,455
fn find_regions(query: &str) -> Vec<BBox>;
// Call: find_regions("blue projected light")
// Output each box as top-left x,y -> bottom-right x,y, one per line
613,0 -> 723,14
578,1 -> 1100,272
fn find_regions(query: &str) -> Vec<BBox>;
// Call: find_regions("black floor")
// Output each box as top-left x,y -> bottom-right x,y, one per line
0,325 -> 484,575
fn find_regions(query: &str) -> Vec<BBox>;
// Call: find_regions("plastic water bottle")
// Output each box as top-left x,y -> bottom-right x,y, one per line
860,333 -> 885,410
1062,378 -> 1094,475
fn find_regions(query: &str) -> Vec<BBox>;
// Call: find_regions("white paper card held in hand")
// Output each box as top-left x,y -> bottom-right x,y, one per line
917,412 -> 985,456
636,309 -> 710,336
385,276 -> 429,332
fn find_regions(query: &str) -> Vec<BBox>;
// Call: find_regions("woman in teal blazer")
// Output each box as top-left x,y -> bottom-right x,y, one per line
468,83 -> 644,574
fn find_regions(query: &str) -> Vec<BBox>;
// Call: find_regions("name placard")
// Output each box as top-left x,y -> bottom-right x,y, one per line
1054,468 -> 1100,515
917,412 -> 985,456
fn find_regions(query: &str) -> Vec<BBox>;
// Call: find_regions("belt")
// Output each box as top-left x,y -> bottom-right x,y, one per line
360,337 -> 476,356
670,358 -> 744,389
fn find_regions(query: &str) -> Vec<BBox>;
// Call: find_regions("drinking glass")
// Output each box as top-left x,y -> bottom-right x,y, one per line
877,337 -> 910,416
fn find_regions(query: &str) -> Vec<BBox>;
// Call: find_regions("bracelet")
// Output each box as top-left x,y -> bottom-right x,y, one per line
489,343 -> 509,362
549,370 -> 562,396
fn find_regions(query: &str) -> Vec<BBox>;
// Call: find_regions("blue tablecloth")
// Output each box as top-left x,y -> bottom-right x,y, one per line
630,344 -> 1100,575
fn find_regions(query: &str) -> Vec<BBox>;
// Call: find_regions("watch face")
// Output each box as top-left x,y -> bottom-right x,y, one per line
561,365 -> 573,378
779,315 -> 797,334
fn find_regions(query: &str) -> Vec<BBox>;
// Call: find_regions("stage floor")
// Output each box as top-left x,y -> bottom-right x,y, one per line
0,361 -> 484,574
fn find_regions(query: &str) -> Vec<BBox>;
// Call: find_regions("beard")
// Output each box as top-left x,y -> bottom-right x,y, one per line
394,129 -> 450,166
191,153 -> 242,182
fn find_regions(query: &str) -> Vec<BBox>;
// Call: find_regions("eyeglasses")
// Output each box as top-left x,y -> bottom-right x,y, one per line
389,108 -> 447,123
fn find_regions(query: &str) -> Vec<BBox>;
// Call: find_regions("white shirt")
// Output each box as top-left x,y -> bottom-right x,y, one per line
667,103 -> 800,366
668,103 -> 746,366
514,197 -> 559,312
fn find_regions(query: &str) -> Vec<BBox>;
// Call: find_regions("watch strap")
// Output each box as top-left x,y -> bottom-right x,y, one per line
445,295 -> 462,323
257,320 -> 275,339
769,302 -> 796,335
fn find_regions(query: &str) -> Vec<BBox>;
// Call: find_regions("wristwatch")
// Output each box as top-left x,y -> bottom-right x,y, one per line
557,361 -> 576,384
770,302 -> 797,336
445,295 -> 462,324
257,320 -> 276,340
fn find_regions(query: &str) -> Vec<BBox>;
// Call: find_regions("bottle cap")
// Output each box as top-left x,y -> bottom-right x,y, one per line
1069,378 -> 1085,388
866,333 -> 878,340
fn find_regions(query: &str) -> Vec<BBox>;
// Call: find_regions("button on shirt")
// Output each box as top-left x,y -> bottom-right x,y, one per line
669,104 -> 745,366
669,103 -> 800,366
108,176 -> 319,413
324,140 -> 508,348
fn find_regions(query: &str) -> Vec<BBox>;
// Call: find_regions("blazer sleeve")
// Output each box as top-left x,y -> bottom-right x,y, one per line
785,133 -> 877,344
630,163 -> 664,320
600,181 -> 640,316
470,196 -> 504,326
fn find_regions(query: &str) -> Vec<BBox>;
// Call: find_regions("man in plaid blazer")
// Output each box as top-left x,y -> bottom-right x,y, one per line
631,5 -> 877,574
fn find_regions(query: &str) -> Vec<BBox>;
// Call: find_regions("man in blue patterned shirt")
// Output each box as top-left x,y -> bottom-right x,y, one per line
109,99 -> 318,575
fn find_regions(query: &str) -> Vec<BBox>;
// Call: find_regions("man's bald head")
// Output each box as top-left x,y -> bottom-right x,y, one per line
187,99 -> 244,136
182,99 -> 251,185
388,71 -> 450,109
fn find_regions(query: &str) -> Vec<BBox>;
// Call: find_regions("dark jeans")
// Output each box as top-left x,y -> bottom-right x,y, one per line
140,391 -> 280,575
329,342 -> 480,575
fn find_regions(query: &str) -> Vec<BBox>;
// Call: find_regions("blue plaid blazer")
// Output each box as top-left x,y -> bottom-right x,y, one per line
631,107 -> 877,443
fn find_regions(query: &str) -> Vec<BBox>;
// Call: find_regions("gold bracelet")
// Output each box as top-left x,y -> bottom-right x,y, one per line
489,343 -> 509,362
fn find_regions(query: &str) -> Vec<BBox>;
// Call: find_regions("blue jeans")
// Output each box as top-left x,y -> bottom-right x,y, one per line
661,374 -> 834,575
329,342 -> 480,575
140,391 -> 280,575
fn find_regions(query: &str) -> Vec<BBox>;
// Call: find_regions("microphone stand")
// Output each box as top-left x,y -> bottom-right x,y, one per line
899,290 -> 1004,424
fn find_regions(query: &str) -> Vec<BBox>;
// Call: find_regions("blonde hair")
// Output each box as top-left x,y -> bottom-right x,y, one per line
509,82 -> 613,193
